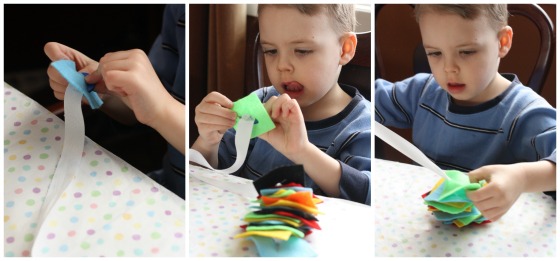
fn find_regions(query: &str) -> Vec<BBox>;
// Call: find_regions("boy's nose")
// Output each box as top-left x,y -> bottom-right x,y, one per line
276,54 -> 293,72
444,58 -> 458,73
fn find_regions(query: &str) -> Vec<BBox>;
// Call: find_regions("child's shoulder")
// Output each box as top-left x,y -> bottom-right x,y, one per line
501,73 -> 552,109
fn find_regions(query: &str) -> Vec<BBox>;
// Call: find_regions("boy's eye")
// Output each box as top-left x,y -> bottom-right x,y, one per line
263,49 -> 277,55
426,51 -> 441,57
460,50 -> 477,55
295,49 -> 313,55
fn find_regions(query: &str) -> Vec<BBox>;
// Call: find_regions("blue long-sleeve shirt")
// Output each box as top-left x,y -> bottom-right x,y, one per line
375,73 -> 556,172
148,4 -> 185,198
219,84 -> 372,205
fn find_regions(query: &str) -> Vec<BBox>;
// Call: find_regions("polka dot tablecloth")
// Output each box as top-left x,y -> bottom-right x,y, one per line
4,83 -> 185,256
374,159 -> 556,257
189,164 -> 374,257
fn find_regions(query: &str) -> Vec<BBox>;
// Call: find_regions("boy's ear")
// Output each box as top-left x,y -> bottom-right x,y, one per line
339,32 -> 357,65
498,26 -> 513,58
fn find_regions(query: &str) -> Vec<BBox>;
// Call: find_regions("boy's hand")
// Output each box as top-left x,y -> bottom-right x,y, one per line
88,49 -> 172,127
44,42 -> 104,101
194,92 -> 237,147
260,94 -> 309,160
466,164 -> 525,221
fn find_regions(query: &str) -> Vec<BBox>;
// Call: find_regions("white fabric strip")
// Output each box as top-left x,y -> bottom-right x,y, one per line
189,115 -> 254,174
189,115 -> 258,197
189,172 -> 258,198
36,85 -> 85,226
375,121 -> 448,180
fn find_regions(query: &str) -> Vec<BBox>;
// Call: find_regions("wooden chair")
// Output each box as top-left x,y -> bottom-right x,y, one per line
376,4 -> 555,94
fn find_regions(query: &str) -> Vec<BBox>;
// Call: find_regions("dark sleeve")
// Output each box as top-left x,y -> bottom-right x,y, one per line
543,150 -> 556,200
336,127 -> 371,205
338,161 -> 371,205
148,4 -> 185,100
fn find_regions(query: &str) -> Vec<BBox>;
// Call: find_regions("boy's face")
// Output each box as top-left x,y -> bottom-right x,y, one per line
419,12 -> 504,105
259,6 -> 344,111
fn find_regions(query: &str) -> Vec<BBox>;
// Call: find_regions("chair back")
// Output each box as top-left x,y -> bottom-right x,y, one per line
376,4 -> 555,94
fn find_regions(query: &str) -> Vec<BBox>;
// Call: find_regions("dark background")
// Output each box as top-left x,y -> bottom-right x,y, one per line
4,4 -> 169,173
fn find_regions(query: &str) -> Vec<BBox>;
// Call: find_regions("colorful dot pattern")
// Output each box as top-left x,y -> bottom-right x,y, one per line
4,84 -> 185,256
189,164 -> 373,257
374,159 -> 556,257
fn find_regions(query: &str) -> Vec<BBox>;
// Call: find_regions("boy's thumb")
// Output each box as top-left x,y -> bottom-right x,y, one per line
44,42 -> 70,61
84,68 -> 102,84
83,69 -> 108,94
467,168 -> 487,183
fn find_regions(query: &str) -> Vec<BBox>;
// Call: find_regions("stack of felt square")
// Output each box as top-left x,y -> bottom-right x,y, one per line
422,170 -> 491,227
234,182 -> 323,257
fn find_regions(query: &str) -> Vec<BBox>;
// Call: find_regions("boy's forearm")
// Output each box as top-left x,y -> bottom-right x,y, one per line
290,143 -> 342,197
151,99 -> 185,155
520,160 -> 556,193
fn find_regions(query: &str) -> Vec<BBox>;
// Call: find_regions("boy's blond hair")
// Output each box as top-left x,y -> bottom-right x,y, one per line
258,4 -> 356,36
414,4 -> 509,32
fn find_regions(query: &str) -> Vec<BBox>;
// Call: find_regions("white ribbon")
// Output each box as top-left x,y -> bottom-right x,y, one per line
189,115 -> 259,198
36,85 -> 86,226
375,121 -> 448,180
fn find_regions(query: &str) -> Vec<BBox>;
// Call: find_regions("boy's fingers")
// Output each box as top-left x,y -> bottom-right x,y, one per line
46,65 -> 66,85
44,42 -> 71,61
466,187 -> 488,202
270,94 -> 291,119
85,68 -> 103,84
203,92 -> 234,109
201,102 -> 237,122
101,49 -> 144,62
263,96 -> 277,115
467,167 -> 490,183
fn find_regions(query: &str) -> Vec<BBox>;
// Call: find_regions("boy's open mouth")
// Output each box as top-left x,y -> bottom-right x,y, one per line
282,81 -> 304,98
447,82 -> 466,94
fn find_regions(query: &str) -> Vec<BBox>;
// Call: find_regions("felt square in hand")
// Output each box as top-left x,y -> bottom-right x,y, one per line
232,93 -> 275,138
423,170 -> 488,227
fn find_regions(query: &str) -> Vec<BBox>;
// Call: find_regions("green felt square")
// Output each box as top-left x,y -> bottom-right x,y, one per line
439,170 -> 482,200
232,93 -> 275,138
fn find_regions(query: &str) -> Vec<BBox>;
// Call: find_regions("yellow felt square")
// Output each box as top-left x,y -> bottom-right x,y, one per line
234,230 -> 292,241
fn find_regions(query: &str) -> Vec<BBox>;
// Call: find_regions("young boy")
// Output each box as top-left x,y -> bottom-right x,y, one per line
192,4 -> 371,205
375,4 -> 556,221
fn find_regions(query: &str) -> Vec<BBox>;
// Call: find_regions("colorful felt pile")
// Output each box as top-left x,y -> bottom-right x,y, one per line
234,182 -> 323,257
422,170 -> 491,227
